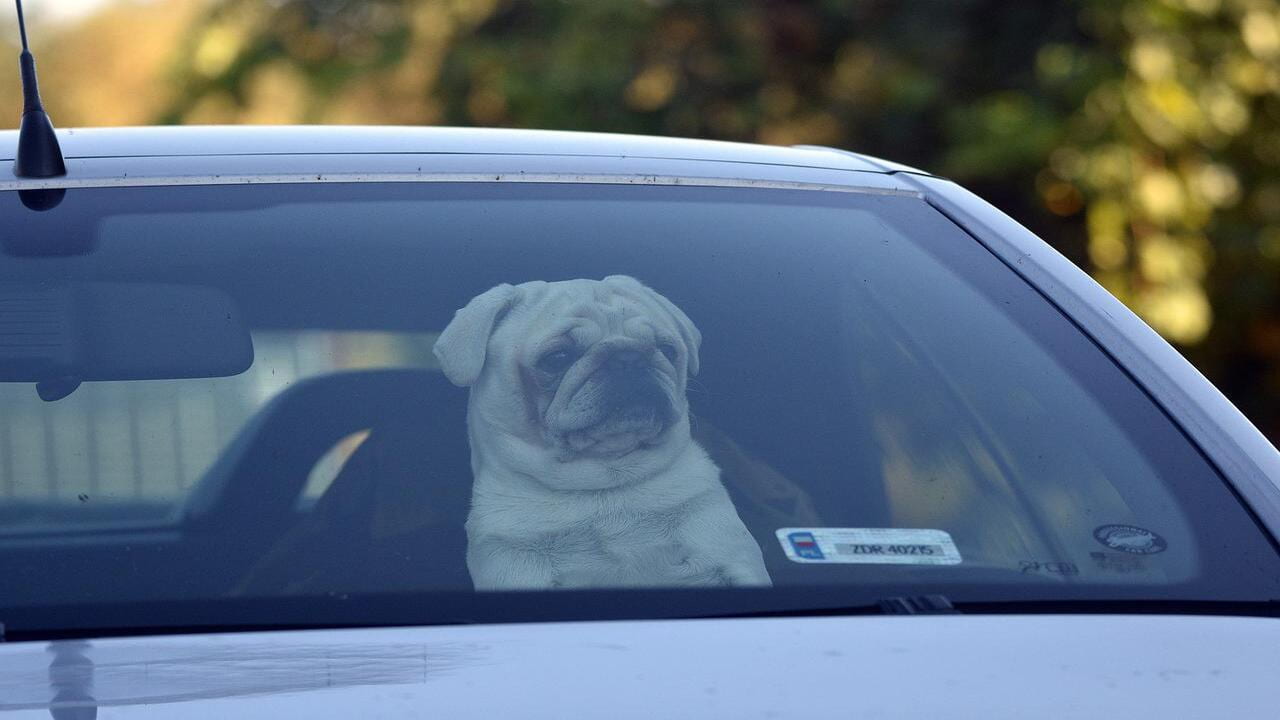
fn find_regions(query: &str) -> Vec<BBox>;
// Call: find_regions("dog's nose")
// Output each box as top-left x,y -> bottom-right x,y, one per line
605,349 -> 647,373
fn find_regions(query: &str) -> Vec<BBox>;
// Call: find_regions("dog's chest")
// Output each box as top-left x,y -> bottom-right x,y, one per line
528,506 -> 726,586
540,505 -> 680,552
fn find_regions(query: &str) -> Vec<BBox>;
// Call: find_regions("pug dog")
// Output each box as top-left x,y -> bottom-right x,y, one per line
433,275 -> 772,590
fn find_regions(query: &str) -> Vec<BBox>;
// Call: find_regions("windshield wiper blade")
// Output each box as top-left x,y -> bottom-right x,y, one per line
718,596 -> 1280,620
877,595 -> 958,615
954,598 -> 1280,618
708,594 -> 961,619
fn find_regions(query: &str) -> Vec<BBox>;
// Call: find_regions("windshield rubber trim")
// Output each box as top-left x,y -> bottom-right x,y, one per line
0,172 -> 924,194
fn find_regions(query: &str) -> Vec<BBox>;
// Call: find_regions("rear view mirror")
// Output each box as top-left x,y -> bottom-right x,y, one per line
0,283 -> 253,387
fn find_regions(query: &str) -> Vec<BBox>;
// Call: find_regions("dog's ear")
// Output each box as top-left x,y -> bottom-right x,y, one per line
603,275 -> 701,376
434,283 -> 521,387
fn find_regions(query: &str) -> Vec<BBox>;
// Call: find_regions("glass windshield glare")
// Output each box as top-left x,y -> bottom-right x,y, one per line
1,182 -> 1276,628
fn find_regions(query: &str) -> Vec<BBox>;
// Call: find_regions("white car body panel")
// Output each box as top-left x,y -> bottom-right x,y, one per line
1,615 -> 1278,718
0,125 -> 888,170
0,128 -> 914,193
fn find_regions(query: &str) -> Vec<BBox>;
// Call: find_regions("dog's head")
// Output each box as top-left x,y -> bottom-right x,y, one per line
434,276 -> 701,466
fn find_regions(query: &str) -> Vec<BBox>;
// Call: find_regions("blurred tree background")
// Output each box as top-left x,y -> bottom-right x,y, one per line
4,0 -> 1280,440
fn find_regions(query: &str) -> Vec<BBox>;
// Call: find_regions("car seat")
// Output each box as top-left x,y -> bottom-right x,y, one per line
181,368 -> 473,595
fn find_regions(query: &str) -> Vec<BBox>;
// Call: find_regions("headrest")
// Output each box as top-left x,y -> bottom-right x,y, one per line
183,368 -> 465,524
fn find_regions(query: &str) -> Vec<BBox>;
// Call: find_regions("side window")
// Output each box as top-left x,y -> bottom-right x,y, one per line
834,229 -> 1197,582
0,331 -> 437,533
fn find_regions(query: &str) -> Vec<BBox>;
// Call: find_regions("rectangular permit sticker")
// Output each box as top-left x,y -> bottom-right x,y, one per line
776,528 -> 962,565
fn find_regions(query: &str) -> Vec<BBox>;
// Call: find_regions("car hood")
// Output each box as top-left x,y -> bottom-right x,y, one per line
0,614 -> 1276,718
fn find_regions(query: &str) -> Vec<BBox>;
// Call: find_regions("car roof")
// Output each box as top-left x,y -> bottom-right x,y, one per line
0,126 -> 927,188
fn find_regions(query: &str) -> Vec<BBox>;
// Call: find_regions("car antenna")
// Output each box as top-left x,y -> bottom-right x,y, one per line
11,0 -> 66,178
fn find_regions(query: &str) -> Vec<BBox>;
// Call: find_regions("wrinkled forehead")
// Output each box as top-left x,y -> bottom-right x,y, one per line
518,281 -> 669,344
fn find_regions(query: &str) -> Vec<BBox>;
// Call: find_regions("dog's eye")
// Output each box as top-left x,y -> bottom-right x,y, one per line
536,348 -> 577,374
658,341 -> 679,364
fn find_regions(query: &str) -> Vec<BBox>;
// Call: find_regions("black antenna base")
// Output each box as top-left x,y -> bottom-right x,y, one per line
15,106 -> 66,178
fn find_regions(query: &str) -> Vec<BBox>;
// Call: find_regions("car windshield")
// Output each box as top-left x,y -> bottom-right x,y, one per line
1,181 -> 1277,635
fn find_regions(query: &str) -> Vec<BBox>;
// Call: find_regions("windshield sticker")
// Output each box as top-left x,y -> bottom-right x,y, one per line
776,528 -> 962,565
1018,560 -> 1080,577
1092,524 -> 1167,555
1090,551 -> 1150,574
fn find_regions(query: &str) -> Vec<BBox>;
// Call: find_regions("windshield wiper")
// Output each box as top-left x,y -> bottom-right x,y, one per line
877,595 -> 959,615
955,598 -> 1280,618
718,596 -> 1280,620
703,594 -> 960,619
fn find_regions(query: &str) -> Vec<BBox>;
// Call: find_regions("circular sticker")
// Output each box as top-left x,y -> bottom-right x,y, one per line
1093,524 -> 1167,555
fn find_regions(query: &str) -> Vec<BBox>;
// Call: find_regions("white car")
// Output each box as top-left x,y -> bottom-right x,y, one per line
1,126 -> 1278,718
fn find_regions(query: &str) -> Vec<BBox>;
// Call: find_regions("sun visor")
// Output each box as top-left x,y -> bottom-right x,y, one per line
0,283 -> 253,382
